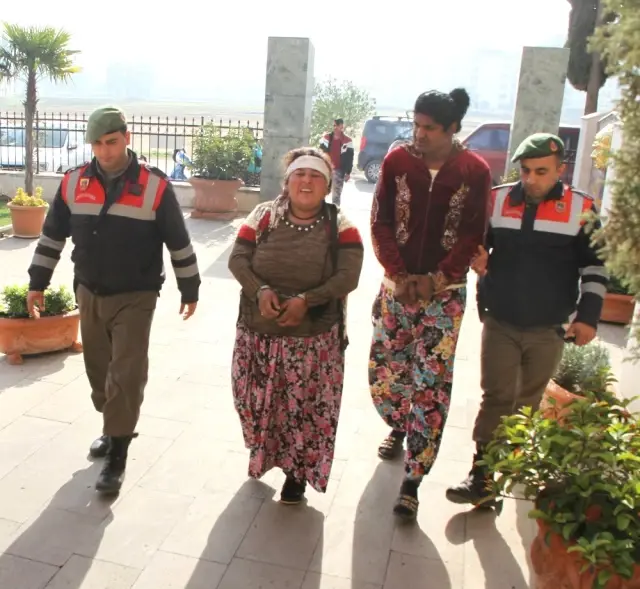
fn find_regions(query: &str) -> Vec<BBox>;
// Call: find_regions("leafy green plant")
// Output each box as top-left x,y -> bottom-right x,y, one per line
190,125 -> 254,181
482,391 -> 640,588
552,341 -> 615,398
591,2 -> 640,355
607,273 -> 632,296
500,168 -> 520,184
0,284 -> 75,318
9,186 -> 47,207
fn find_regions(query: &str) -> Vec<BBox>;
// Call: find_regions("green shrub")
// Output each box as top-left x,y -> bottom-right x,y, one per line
0,284 -> 76,318
552,341 -> 615,398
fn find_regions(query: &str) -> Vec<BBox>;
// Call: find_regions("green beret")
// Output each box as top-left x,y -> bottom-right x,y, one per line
86,106 -> 127,143
511,133 -> 565,163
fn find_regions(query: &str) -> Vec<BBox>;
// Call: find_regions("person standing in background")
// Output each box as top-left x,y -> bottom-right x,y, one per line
319,118 -> 354,207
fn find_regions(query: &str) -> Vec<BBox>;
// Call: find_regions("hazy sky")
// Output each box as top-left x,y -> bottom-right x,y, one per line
2,1 -> 571,78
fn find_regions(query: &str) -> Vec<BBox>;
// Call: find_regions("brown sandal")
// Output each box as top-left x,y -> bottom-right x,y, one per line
378,434 -> 404,460
393,494 -> 419,521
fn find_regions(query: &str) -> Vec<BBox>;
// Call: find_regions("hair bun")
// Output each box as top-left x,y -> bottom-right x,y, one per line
449,88 -> 470,118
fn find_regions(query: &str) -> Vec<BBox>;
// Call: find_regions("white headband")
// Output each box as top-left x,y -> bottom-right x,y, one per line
285,155 -> 332,184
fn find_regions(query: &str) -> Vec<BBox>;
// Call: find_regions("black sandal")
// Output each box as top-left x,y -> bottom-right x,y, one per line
378,434 -> 404,460
393,494 -> 419,522
280,477 -> 306,505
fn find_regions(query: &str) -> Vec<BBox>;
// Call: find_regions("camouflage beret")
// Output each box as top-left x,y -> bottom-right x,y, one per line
86,106 -> 127,143
511,133 -> 565,163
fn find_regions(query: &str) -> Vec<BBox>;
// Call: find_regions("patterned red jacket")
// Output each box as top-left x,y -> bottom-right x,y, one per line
371,142 -> 492,287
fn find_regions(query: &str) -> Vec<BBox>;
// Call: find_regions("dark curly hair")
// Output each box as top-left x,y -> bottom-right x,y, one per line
414,87 -> 471,133
282,146 -> 333,191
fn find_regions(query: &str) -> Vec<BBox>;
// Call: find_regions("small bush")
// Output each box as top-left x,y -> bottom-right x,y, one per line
0,284 -> 75,318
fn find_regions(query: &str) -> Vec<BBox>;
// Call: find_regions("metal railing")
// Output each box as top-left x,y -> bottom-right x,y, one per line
0,111 -> 263,184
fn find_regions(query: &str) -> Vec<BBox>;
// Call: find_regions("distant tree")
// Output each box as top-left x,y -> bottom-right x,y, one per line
310,78 -> 376,146
0,23 -> 80,195
565,0 -> 616,114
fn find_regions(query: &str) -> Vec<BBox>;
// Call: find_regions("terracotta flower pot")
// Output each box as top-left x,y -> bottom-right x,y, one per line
7,203 -> 48,238
601,293 -> 635,325
540,380 -> 581,421
189,177 -> 242,221
531,520 -> 640,589
0,310 -> 83,365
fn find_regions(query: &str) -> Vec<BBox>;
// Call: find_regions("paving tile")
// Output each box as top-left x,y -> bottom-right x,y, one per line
383,551 -> 463,589
161,489 -> 263,565
301,572 -> 381,589
237,500 -> 324,570
26,376 -> 92,423
391,482 -> 466,566
138,434 -> 243,497
0,553 -> 58,589
0,380 -> 63,430
77,486 -> 194,569
5,507 -> 102,567
308,502 -> 394,586
0,416 -> 67,481
462,498 -> 536,589
0,518 -> 20,547
48,435 -> 174,520
44,555 -> 141,589
131,551 -> 226,589
217,557 -> 305,589
133,415 -> 188,441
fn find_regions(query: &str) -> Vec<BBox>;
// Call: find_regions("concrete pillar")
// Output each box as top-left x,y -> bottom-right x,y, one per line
260,37 -> 315,203
505,47 -> 570,176
573,111 -> 606,193
599,121 -> 623,217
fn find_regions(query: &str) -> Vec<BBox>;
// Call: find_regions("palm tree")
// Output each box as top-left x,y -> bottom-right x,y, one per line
0,23 -> 80,195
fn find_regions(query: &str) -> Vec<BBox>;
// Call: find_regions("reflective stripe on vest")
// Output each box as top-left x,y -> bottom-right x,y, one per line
490,185 -> 591,236
490,186 -> 519,230
62,165 -> 164,221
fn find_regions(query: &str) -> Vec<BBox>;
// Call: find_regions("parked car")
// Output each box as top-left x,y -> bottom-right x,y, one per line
0,123 -> 93,173
461,121 -> 580,185
358,116 -> 413,183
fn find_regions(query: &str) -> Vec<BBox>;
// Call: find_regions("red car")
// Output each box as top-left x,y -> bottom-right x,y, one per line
462,121 -> 580,186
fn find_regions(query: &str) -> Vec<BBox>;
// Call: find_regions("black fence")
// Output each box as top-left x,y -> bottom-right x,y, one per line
0,111 -> 263,183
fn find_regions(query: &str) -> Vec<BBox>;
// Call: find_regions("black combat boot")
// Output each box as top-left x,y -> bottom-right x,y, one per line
445,445 -> 494,507
95,435 -> 134,495
89,435 -> 111,458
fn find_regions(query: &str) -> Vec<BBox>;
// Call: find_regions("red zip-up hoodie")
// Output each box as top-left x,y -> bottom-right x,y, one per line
371,142 -> 492,286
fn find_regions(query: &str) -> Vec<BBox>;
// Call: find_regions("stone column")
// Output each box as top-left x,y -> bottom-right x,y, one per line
505,47 -> 570,176
260,37 -> 315,203
573,111 -> 605,193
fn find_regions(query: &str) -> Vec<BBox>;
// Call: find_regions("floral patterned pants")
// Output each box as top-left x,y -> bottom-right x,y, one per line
369,284 -> 466,481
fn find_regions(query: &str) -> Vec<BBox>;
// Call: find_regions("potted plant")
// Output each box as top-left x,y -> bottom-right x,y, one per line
482,392 -> 640,589
601,274 -> 635,325
0,284 -> 82,365
7,187 -> 49,238
189,125 -> 254,221
541,341 -> 615,420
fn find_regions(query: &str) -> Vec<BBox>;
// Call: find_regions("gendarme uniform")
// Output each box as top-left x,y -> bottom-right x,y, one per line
28,106 -> 201,493
446,133 -> 608,505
